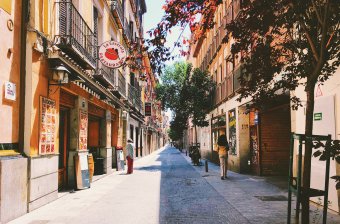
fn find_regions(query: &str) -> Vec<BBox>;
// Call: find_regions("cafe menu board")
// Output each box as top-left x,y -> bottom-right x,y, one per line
79,110 -> 88,151
39,96 -> 57,154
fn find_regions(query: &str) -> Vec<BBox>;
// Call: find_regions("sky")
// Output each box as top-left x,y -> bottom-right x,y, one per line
143,0 -> 191,121
143,0 -> 191,66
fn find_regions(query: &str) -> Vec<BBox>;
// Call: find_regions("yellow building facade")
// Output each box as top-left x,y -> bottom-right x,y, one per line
0,0 -> 165,222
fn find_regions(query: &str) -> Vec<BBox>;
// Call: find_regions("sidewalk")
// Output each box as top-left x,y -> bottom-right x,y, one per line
182,151 -> 340,224
8,146 -> 339,224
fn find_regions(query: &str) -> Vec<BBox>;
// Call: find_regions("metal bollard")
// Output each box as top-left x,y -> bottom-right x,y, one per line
205,160 -> 208,172
186,151 -> 188,156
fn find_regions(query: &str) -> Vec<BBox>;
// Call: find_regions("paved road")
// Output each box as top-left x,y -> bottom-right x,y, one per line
9,146 -> 340,224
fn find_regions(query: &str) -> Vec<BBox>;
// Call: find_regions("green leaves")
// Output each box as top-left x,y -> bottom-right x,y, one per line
156,62 -> 214,140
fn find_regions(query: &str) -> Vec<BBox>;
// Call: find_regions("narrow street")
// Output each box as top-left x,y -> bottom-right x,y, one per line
9,146 -> 340,224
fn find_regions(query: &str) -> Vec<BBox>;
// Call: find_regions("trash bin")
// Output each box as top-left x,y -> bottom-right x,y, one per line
94,157 -> 104,175
116,146 -> 124,171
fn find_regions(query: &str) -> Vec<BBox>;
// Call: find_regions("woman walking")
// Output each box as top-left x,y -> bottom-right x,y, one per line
126,139 -> 134,174
217,134 -> 229,180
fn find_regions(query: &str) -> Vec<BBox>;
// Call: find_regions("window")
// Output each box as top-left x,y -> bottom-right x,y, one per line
130,125 -> 134,141
220,65 -> 223,82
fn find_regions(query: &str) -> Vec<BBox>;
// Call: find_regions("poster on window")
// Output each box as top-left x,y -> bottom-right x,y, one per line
228,109 -> 237,155
79,110 -> 88,151
39,96 -> 57,154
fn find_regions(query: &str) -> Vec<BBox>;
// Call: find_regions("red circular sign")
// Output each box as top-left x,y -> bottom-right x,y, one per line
99,41 -> 127,68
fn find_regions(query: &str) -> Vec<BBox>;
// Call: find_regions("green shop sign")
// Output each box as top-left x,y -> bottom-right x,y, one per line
314,113 -> 322,121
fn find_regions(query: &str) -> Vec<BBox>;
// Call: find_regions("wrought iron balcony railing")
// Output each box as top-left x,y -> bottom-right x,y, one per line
56,1 -> 96,69
111,0 -> 124,28
124,18 -> 133,42
94,62 -> 116,88
128,83 -> 143,112
116,70 -> 126,97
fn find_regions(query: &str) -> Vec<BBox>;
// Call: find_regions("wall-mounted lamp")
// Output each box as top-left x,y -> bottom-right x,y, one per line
50,65 -> 70,85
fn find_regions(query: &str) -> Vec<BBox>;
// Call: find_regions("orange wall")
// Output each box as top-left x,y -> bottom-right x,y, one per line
0,0 -> 22,144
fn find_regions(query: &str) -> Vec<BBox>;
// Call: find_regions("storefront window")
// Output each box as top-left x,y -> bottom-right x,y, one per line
211,115 -> 226,152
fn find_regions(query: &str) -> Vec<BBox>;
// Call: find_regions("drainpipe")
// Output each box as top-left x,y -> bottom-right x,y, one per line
19,0 -> 29,154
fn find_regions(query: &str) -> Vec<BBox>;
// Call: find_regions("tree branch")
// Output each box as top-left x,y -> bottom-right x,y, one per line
298,19 -> 320,62
326,24 -> 339,49
312,0 -> 323,25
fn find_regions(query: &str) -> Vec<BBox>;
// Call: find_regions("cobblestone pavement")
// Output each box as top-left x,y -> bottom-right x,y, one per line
9,146 -> 340,224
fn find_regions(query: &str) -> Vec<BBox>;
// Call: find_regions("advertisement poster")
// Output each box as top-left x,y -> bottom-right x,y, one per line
39,96 -> 57,154
79,110 -> 88,151
228,109 -> 237,155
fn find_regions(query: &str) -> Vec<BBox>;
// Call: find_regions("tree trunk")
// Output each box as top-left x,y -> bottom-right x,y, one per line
301,86 -> 315,224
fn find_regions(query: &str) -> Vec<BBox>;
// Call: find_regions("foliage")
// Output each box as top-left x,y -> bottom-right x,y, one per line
189,68 -> 215,127
145,0 -> 223,75
156,62 -> 214,141
149,0 -> 339,222
313,139 -> 340,190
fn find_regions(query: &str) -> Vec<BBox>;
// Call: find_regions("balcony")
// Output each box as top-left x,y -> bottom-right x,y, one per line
128,84 -> 143,112
124,18 -> 133,43
93,63 -> 127,98
226,71 -> 234,97
111,0 -> 124,29
233,65 -> 243,92
56,1 -> 96,69
110,70 -> 126,97
94,62 -> 115,88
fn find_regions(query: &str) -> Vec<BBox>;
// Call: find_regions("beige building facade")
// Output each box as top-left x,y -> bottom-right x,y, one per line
186,0 -> 339,212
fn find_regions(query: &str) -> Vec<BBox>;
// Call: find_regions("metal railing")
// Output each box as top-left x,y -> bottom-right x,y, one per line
94,62 -> 116,87
128,83 -> 143,111
124,18 -> 133,42
56,1 -> 96,68
117,71 -> 126,97
111,0 -> 124,28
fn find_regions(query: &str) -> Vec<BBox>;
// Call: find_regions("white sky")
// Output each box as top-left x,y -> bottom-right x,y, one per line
144,0 -> 191,121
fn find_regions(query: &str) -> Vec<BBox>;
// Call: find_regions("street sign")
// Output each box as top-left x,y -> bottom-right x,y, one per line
99,41 -> 127,68
314,113 -> 322,121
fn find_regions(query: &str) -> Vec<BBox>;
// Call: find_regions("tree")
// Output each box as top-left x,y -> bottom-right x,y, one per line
156,62 -> 214,144
149,0 -> 339,223
189,68 -> 215,144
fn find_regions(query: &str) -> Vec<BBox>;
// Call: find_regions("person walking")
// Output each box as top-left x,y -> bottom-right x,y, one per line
126,139 -> 134,174
217,134 -> 229,180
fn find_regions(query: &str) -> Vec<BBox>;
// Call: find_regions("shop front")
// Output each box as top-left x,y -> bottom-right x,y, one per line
211,114 -> 227,164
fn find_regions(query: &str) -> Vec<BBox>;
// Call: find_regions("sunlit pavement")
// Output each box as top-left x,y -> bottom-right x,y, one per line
9,145 -> 340,224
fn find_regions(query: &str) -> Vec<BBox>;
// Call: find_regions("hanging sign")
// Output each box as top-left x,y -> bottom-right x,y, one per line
99,41 -> 127,68
145,102 -> 152,116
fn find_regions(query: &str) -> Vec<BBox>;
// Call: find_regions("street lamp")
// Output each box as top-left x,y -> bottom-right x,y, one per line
50,65 -> 70,85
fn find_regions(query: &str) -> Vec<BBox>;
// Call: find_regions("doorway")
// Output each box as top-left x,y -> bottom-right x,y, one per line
135,127 -> 139,157
249,110 -> 260,175
58,108 -> 69,190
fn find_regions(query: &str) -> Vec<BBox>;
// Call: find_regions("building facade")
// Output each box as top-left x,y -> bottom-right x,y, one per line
186,0 -> 339,212
187,0 -> 291,176
0,0 -> 165,222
